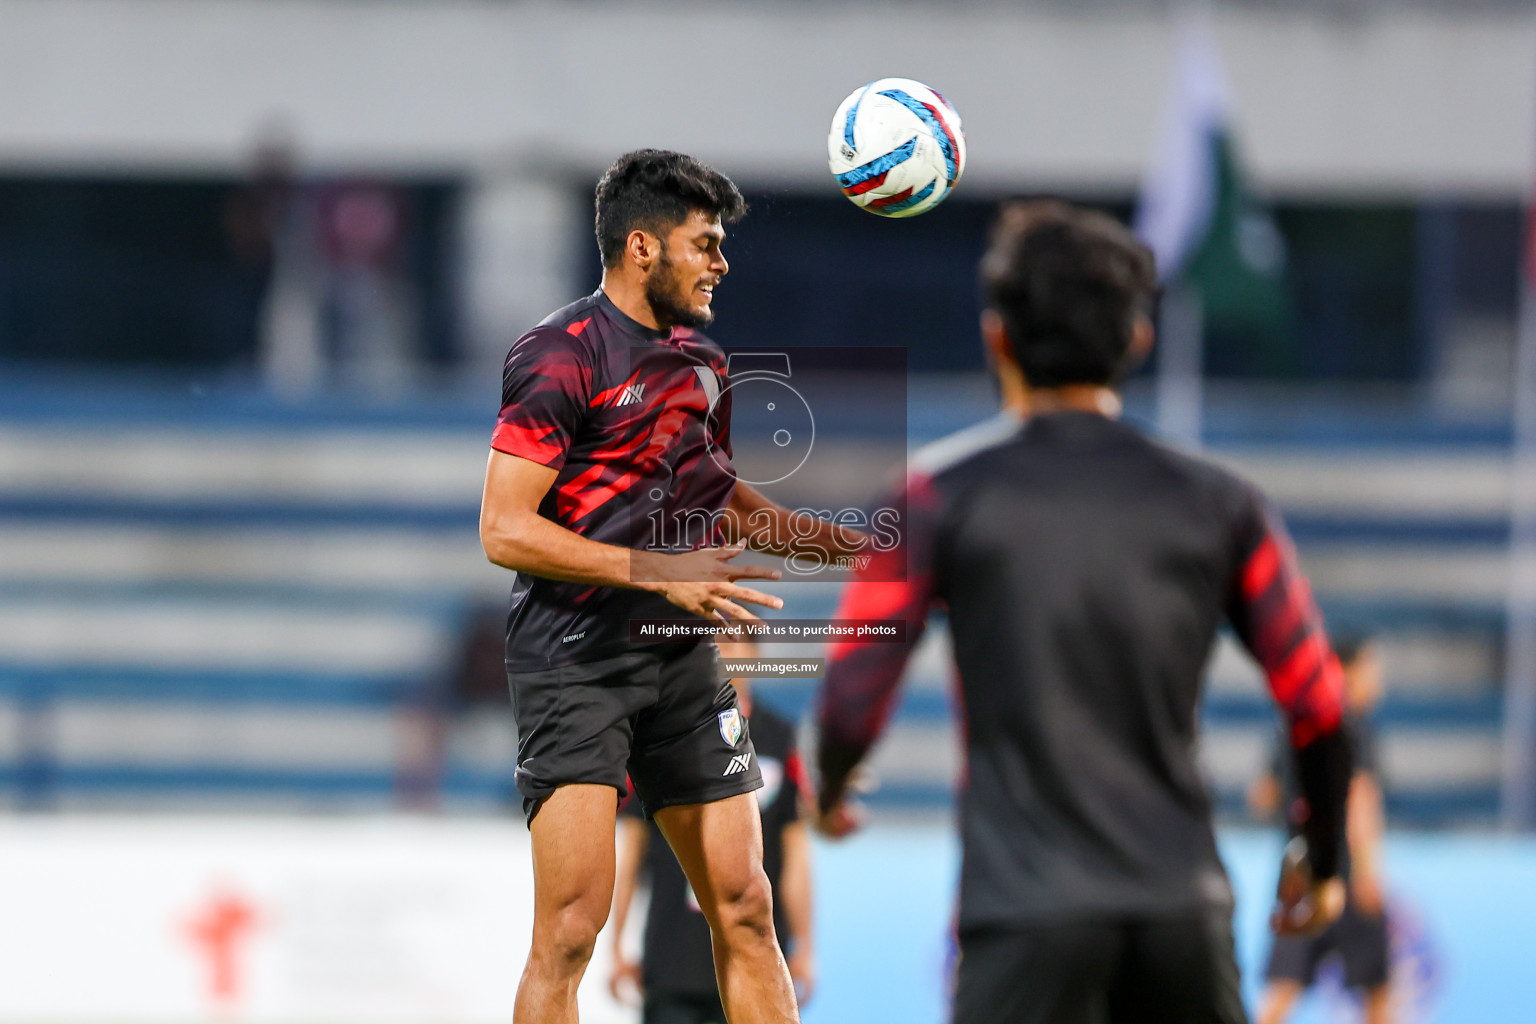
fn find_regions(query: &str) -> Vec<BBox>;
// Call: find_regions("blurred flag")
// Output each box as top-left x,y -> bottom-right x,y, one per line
1135,9 -> 1293,380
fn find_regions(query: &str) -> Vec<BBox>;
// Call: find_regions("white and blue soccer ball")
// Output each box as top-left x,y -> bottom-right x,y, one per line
828,78 -> 966,218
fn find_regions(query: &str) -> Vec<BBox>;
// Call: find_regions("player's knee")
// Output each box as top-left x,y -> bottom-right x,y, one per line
540,902 -> 606,972
712,869 -> 775,944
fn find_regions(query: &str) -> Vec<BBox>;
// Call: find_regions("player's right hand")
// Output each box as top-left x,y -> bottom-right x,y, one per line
609,953 -> 643,1004
641,543 -> 784,623
812,796 -> 865,840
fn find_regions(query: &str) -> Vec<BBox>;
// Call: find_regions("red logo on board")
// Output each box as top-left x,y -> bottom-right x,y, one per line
183,885 -> 261,1010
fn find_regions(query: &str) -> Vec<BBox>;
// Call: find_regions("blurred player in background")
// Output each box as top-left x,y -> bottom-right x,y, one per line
814,198 -> 1353,1024
1251,634 -> 1393,1024
480,149 -> 857,1024
609,636 -> 816,1024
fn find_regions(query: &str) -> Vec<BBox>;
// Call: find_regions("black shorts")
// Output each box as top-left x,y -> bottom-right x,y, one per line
642,992 -> 727,1024
1264,898 -> 1389,990
952,911 -> 1249,1024
507,641 -> 762,824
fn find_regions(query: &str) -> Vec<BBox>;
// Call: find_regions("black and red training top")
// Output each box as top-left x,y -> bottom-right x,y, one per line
491,290 -> 736,670
817,411 -> 1349,930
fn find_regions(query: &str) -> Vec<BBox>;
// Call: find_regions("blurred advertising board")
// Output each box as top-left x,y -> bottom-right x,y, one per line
0,818 -> 628,1024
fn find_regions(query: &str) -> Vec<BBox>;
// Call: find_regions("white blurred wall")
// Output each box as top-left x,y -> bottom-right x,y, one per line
0,0 -> 1529,197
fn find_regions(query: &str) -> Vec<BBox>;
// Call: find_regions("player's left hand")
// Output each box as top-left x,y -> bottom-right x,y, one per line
789,945 -> 817,1005
608,952 -> 643,1004
1272,876 -> 1345,937
1270,840 -> 1346,937
811,796 -> 864,839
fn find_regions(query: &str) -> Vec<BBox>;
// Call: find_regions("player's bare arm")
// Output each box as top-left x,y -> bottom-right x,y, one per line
480,448 -> 783,621
724,482 -> 869,559
1347,770 -> 1387,915
1248,770 -> 1282,820
608,814 -> 649,1003
778,820 -> 817,1004
813,469 -> 944,836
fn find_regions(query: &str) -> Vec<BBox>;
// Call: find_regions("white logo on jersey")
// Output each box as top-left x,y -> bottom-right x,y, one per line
615,383 -> 646,407
723,752 -> 753,776
693,366 -> 721,412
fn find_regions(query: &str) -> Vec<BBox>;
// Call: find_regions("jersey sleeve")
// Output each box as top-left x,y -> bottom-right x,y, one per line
782,744 -> 809,824
491,326 -> 593,471
1227,485 -> 1351,878
1227,487 -> 1346,747
815,472 -> 942,811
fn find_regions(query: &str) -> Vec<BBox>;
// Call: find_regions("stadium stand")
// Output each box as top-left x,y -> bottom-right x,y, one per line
0,372 -> 1513,825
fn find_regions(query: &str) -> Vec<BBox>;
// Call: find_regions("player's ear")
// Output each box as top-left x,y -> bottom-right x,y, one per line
981,309 -> 1016,371
1125,313 -> 1155,369
625,228 -> 660,271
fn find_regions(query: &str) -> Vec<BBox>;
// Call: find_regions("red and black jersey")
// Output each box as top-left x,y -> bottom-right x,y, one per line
817,411 -> 1348,929
492,290 -> 736,669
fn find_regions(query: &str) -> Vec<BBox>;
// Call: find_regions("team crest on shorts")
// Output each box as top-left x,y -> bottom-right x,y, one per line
717,708 -> 743,747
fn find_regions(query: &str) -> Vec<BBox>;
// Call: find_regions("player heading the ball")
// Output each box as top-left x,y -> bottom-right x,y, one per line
480,149 -> 864,1024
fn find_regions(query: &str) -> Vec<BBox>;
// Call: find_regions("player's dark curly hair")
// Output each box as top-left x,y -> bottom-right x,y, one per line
594,150 -> 747,267
980,198 -> 1157,388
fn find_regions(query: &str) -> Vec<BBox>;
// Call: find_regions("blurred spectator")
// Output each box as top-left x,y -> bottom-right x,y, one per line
222,125 -> 291,361
241,120 -> 418,396
395,603 -> 513,810
318,178 -> 415,393
245,122 -> 325,396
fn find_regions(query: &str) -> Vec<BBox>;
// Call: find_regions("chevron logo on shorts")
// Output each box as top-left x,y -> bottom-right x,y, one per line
723,752 -> 753,776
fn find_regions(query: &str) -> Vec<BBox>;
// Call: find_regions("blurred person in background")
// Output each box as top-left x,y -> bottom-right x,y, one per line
609,635 -> 816,1024
222,124 -> 294,368
317,178 -> 414,393
814,198 -> 1353,1024
1250,634 -> 1393,1024
239,119 -> 417,397
244,121 -> 328,397
395,603 -> 520,810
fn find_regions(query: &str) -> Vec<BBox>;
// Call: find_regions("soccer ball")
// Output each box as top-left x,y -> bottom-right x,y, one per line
828,78 -> 966,218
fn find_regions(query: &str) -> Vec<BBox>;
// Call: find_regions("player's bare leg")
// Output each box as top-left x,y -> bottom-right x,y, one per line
515,784 -> 620,1024
1362,983 -> 1392,1024
655,794 -> 800,1024
1255,980 -> 1303,1024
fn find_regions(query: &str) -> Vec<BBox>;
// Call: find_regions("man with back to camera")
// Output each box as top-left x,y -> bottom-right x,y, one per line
480,150 -> 859,1024
1251,633 -> 1394,1024
813,198 -> 1353,1024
